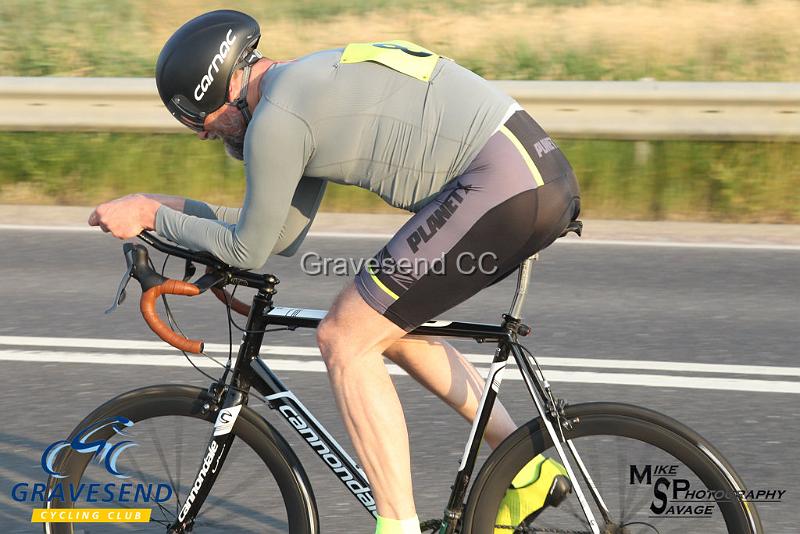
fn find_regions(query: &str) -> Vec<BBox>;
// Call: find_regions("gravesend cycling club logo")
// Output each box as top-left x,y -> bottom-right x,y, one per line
42,416 -> 137,479
10,416 -> 172,524
629,464 -> 785,518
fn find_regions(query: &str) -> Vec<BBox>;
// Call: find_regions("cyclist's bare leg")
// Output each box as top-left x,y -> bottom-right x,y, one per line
317,281 -> 418,521
382,337 -> 516,449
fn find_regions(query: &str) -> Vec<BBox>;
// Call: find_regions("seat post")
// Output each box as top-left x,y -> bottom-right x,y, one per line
507,253 -> 538,321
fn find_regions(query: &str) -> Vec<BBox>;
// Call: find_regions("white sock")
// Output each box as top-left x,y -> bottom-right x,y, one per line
375,514 -> 421,534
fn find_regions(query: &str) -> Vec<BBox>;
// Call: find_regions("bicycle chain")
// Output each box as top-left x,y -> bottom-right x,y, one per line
420,519 -> 442,532
494,525 -> 591,533
420,519 -> 590,534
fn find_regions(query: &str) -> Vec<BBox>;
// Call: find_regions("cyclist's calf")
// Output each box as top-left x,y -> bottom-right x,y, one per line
315,281 -> 418,520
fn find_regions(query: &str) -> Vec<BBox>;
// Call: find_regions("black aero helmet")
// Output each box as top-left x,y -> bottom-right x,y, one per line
156,10 -> 262,131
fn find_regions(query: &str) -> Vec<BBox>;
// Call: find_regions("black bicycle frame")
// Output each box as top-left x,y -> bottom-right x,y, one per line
171,279 -> 523,533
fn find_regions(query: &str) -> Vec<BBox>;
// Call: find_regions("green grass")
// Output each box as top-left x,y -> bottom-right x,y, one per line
269,0 -> 588,19
559,140 -> 800,222
282,0 -> 593,18
1,133 -> 797,222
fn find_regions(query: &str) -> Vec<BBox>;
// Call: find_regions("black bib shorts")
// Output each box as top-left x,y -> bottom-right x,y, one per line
355,109 -> 581,331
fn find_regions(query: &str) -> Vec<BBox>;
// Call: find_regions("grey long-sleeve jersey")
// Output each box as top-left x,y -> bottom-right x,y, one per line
155,47 -> 514,269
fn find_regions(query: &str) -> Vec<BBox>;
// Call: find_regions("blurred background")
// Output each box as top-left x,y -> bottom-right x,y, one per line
0,0 -> 798,221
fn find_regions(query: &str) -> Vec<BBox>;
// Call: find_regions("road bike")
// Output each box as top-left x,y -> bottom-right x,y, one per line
43,224 -> 762,533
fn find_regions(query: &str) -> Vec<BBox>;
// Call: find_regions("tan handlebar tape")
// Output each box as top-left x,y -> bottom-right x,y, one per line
140,280 -> 204,353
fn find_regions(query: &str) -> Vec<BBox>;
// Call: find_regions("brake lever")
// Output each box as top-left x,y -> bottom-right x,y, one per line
105,244 -> 135,315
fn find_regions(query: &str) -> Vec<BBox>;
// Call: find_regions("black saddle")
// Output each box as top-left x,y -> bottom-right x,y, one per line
559,219 -> 583,238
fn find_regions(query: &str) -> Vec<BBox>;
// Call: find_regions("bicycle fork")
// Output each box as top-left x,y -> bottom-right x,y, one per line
169,387 -> 245,532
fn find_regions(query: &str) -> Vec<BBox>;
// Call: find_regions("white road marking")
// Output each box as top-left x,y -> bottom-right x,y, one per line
313,232 -> 800,251
463,353 -> 800,377
1,348 -> 798,394
0,335 -> 318,356
1,336 -> 798,378
558,239 -> 800,251
0,224 -> 96,232
1,225 -> 798,251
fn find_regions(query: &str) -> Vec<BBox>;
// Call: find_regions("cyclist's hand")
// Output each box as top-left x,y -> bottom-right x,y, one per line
88,194 -> 160,239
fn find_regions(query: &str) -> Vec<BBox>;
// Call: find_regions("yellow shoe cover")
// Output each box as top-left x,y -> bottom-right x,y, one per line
494,455 -> 569,533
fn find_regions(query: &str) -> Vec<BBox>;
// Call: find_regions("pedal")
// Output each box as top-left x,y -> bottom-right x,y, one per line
546,474 -> 572,508
418,518 -> 442,533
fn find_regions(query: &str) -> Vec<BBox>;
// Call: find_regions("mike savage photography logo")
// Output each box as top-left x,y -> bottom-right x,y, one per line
10,416 -> 172,524
629,464 -> 785,519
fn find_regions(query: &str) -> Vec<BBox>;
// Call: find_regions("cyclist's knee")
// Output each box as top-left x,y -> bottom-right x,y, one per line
318,284 -> 407,369
317,312 -> 361,369
318,311 -> 406,371
316,315 -> 342,363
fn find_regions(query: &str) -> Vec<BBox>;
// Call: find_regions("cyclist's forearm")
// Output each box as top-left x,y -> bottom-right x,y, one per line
194,202 -> 241,225
155,204 -> 279,269
142,194 -> 242,224
140,194 -> 186,212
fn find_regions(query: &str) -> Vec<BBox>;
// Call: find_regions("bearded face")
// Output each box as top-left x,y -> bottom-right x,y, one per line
223,132 -> 246,161
203,103 -> 248,160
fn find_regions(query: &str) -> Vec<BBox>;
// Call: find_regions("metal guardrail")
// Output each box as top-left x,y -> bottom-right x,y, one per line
0,77 -> 798,140
497,81 -> 800,141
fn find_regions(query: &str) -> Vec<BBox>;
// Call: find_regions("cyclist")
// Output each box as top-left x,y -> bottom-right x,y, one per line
88,10 -> 580,533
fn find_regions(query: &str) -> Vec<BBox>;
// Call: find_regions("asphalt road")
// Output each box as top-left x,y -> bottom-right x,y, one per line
0,228 -> 798,533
